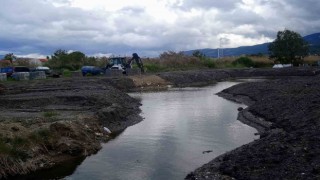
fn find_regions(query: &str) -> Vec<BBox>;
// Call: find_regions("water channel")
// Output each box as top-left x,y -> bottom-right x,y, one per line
63,80 -> 258,180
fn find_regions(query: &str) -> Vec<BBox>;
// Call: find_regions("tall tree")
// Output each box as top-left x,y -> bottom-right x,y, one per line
49,49 -> 69,69
68,51 -> 85,70
47,49 -> 90,71
4,53 -> 16,64
268,30 -> 309,66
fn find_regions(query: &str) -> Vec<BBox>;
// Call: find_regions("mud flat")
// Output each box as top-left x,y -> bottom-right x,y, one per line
186,75 -> 320,179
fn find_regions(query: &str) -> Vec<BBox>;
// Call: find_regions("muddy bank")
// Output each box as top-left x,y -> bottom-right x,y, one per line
158,67 -> 320,87
0,77 -> 142,178
186,75 -> 320,179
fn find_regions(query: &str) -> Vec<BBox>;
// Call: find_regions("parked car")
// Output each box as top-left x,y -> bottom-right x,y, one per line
32,66 -> 52,76
81,66 -> 104,76
0,66 -> 30,77
272,64 -> 293,68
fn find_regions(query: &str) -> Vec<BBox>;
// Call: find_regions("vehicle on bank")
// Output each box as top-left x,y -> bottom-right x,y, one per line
272,64 -> 293,68
81,66 -> 104,76
106,57 -> 127,71
32,66 -> 52,76
0,66 -> 30,77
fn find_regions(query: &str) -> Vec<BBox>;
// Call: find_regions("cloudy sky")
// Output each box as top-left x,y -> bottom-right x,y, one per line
0,0 -> 319,57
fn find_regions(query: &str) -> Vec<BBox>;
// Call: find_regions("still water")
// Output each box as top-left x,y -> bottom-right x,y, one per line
66,81 -> 257,180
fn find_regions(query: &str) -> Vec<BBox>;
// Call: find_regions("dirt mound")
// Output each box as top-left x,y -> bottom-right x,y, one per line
0,77 -> 142,178
0,84 -> 6,94
187,76 -> 320,179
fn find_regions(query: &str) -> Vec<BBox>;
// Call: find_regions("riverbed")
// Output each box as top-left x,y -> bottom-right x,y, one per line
64,81 -> 257,180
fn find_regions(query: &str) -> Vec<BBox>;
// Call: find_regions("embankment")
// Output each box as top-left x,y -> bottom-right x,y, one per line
186,75 -> 320,179
0,77 -> 142,178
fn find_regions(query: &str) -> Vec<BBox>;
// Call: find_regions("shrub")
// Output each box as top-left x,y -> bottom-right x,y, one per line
43,111 -> 58,118
143,63 -> 166,72
232,57 -> 255,67
62,69 -> 72,77
202,58 -> 216,68
0,137 -> 30,160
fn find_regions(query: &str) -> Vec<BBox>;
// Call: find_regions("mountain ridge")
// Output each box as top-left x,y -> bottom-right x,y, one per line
184,32 -> 320,58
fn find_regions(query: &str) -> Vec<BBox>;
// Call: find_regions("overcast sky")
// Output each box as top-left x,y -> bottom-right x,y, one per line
0,0 -> 319,57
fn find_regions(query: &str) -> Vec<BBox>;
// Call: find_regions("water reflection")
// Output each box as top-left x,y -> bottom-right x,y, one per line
65,81 -> 257,180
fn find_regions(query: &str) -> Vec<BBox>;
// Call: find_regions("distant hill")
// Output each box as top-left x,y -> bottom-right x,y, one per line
304,33 -> 320,54
184,32 -> 320,58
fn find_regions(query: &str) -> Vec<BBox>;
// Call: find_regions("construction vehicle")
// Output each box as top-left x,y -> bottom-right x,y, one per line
105,57 -> 128,75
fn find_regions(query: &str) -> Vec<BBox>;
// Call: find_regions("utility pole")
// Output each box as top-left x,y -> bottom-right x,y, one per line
218,38 -> 223,59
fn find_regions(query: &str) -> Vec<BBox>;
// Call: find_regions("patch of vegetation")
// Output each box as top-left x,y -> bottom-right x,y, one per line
30,129 -> 50,141
0,139 -> 12,154
29,129 -> 54,149
201,58 -> 216,68
43,111 -> 59,118
232,57 -> 255,67
142,51 -> 217,72
0,137 -> 30,160
62,69 -> 72,77
143,63 -> 167,72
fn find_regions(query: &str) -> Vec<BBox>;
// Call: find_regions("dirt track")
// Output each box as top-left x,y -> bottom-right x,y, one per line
1,67 -> 320,178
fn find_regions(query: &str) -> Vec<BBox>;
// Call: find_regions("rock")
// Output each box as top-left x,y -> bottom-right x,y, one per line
202,150 -> 213,154
237,107 -> 244,111
11,126 -> 20,132
103,127 -> 112,134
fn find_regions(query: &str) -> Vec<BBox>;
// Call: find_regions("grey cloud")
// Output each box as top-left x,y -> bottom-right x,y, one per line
0,0 -> 319,57
176,0 -> 239,10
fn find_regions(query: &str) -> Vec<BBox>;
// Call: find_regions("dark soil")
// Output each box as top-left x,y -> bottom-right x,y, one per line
158,67 -> 320,87
0,77 -> 142,178
186,75 -> 320,179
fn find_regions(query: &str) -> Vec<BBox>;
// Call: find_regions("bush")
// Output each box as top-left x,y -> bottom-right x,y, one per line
143,63 -> 166,72
202,58 -> 216,68
62,69 -> 72,77
43,111 -> 58,118
232,57 -> 255,67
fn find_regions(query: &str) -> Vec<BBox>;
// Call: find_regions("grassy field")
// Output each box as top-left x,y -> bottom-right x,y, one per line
141,54 -> 320,73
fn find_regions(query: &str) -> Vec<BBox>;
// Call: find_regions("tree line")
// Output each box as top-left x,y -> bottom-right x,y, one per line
46,49 -> 107,71
1,50 -> 108,70
1,29 -> 315,70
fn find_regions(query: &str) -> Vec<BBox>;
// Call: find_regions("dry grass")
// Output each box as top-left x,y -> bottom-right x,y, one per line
214,56 -> 273,68
304,55 -> 320,63
142,51 -> 209,72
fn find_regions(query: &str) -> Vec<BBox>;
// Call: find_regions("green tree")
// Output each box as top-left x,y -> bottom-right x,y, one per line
4,53 -> 16,64
192,50 -> 206,59
84,56 -> 98,66
268,30 -> 309,66
68,51 -> 85,70
47,49 -> 86,70
48,49 -> 69,69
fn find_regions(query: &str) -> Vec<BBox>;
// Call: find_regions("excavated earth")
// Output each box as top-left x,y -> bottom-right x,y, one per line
0,77 -> 143,179
1,67 -> 320,179
186,74 -> 320,179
